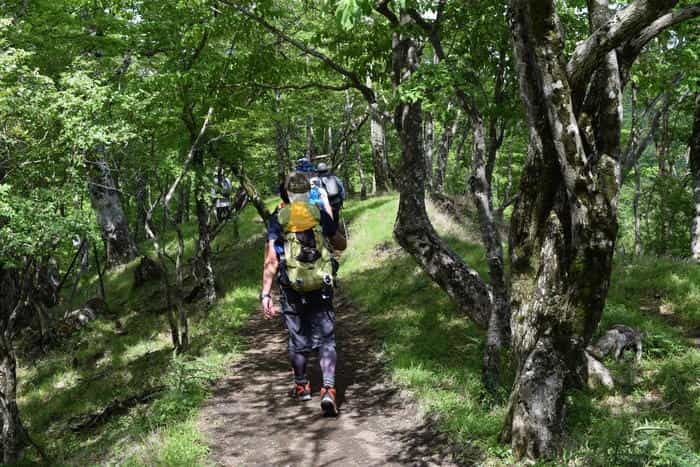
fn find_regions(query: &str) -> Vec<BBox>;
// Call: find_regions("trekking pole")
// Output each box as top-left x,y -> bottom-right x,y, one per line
341,214 -> 349,242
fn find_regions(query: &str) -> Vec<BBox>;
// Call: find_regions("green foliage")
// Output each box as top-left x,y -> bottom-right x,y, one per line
641,174 -> 694,257
334,0 -> 373,30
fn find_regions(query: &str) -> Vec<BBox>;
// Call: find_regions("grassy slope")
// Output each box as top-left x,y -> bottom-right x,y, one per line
19,204 -> 267,466
18,194 -> 700,466
340,195 -> 700,466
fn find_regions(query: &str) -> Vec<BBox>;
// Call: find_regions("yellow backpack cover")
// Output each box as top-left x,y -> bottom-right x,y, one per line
278,202 -> 334,292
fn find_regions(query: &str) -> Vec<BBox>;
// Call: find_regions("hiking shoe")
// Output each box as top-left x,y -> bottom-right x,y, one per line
291,382 -> 312,401
320,386 -> 338,416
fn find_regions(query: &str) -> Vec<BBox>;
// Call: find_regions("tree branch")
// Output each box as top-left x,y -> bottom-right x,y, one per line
618,4 -> 700,80
218,0 -> 377,104
164,107 -> 214,208
567,0 -> 679,90
375,0 -> 399,25
407,6 -> 447,59
252,81 -> 354,92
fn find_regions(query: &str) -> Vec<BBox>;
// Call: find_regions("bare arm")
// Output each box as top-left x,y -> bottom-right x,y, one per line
261,240 -> 279,318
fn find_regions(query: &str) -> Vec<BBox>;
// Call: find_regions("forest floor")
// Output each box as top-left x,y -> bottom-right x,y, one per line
16,194 -> 700,466
197,289 -> 458,466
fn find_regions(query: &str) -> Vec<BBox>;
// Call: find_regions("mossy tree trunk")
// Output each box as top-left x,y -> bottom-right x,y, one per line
503,0 -> 689,458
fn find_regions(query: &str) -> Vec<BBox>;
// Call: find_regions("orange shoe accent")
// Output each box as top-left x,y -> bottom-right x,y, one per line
320,386 -> 338,416
294,382 -> 312,401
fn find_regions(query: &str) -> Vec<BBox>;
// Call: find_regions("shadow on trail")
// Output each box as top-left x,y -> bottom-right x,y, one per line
198,288 -> 459,466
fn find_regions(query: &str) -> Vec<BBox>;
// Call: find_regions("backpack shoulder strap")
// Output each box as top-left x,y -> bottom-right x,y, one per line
278,205 -> 291,231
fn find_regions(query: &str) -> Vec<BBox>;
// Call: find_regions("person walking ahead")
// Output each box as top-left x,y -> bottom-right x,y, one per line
260,172 -> 345,416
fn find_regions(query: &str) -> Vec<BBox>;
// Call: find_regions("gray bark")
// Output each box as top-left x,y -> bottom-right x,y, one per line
620,85 -> 668,184
690,94 -> 700,261
306,117 -> 316,158
134,174 -> 148,242
634,161 -> 643,255
424,113 -> 434,191
567,0 -> 680,100
275,90 -> 289,186
369,107 -> 390,192
486,47 -> 508,187
88,159 -> 138,267
504,0 -> 623,458
175,184 -> 189,224
182,102 -> 216,307
468,109 -> 510,393
345,93 -> 368,199
618,4 -> 700,83
434,105 -> 461,193
654,100 -> 672,250
354,135 -> 367,200
367,75 -> 391,192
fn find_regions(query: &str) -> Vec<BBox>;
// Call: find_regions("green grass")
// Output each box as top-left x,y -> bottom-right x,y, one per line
340,196 -> 510,464
18,205 -> 268,466
18,193 -> 700,465
340,194 -> 700,466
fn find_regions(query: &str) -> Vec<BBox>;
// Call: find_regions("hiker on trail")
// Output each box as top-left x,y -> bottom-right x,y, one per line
260,172 -> 346,416
212,171 -> 233,222
313,162 -> 345,233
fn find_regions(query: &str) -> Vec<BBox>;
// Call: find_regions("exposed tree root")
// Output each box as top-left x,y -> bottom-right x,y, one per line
69,386 -> 165,432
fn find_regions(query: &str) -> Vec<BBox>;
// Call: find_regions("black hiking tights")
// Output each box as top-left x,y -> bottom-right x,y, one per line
280,287 -> 337,388
289,343 -> 336,388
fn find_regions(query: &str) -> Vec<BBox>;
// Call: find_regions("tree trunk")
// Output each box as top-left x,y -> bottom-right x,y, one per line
434,105 -> 461,193
370,111 -> 390,192
634,161 -> 643,256
274,90 -> 289,186
306,117 -> 316,158
486,47 -> 507,187
192,147 -> 216,306
690,94 -> 700,261
389,25 -> 492,330
0,268 -> 23,464
88,158 -> 138,267
367,76 -> 390,192
175,183 -> 189,225
134,174 -> 148,242
504,0 -> 623,458
655,102 -> 672,252
354,134 -> 367,200
0,342 -> 22,465
424,112 -> 434,192
467,109 -> 509,393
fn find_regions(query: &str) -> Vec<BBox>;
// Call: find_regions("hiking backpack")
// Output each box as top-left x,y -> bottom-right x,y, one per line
320,175 -> 344,209
278,201 -> 334,292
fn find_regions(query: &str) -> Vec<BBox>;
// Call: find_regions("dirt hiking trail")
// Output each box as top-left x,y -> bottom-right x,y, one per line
198,291 -> 459,466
